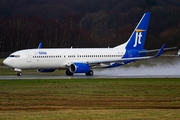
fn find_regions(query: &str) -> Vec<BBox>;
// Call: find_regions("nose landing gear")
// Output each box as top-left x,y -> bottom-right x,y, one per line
13,68 -> 22,76
17,72 -> 22,76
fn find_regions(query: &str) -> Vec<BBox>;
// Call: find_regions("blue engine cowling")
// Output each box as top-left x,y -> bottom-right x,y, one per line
37,69 -> 56,72
69,63 -> 90,73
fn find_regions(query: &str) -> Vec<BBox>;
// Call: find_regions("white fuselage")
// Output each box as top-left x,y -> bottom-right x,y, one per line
3,48 -> 126,70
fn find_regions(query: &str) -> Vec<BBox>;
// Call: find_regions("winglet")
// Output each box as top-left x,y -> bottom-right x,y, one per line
154,44 -> 166,58
38,42 -> 42,49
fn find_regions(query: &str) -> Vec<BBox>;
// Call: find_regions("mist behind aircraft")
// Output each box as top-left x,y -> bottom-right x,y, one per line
95,57 -> 180,76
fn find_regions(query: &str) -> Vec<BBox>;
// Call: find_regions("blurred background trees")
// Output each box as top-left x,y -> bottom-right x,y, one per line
0,0 -> 180,52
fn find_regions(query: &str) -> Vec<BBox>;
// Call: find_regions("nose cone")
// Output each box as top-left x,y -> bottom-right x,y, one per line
3,58 -> 11,67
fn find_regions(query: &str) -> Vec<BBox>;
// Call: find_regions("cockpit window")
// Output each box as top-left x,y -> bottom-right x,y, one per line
9,55 -> 20,58
9,55 -> 14,57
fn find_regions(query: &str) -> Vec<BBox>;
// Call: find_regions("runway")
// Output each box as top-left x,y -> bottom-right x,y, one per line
0,74 -> 180,80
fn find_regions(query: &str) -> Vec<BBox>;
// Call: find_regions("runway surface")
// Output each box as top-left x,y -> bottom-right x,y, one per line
0,74 -> 180,80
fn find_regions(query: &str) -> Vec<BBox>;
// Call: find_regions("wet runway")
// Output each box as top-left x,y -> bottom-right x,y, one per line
0,74 -> 180,80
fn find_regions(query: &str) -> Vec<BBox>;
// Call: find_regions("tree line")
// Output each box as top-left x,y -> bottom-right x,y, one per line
0,0 -> 180,52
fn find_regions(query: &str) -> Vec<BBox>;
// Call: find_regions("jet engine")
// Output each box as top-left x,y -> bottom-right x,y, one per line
69,63 -> 90,73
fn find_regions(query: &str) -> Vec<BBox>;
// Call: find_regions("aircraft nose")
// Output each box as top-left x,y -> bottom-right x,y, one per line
3,59 -> 8,66
3,58 -> 11,66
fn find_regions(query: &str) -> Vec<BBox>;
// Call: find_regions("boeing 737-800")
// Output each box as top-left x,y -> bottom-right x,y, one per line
3,12 -> 167,76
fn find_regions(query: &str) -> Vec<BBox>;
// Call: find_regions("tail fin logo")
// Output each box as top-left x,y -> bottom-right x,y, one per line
133,29 -> 146,47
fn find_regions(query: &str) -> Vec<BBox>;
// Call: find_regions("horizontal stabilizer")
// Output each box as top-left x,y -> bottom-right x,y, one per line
138,47 -> 176,54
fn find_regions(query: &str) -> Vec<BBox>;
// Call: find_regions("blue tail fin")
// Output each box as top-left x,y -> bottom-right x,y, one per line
126,12 -> 151,50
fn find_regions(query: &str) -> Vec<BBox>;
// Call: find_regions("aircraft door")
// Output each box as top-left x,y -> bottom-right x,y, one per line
75,54 -> 80,60
26,52 -> 32,62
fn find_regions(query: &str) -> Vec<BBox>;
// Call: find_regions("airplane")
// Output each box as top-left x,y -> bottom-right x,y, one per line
3,12 -> 172,76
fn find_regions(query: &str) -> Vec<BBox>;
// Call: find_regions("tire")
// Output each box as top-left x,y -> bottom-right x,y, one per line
86,70 -> 94,76
65,69 -> 73,76
17,72 -> 22,76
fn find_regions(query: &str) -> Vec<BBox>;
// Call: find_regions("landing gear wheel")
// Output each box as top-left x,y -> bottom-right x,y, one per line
65,69 -> 73,76
17,72 -> 22,76
86,70 -> 94,76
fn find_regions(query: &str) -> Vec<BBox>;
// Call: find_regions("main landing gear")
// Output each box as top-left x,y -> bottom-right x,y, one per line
65,69 -> 94,76
65,69 -> 73,76
86,70 -> 94,76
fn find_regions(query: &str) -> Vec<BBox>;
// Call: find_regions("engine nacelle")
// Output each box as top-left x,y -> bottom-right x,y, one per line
37,69 -> 56,72
69,63 -> 90,73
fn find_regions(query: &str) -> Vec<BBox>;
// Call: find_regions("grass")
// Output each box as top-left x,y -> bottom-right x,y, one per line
1,110 -> 180,120
0,57 -> 180,119
0,78 -> 180,119
0,58 -> 4,66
